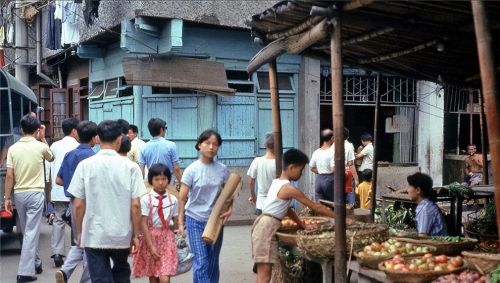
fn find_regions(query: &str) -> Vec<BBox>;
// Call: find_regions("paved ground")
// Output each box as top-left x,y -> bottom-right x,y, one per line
0,222 -> 256,283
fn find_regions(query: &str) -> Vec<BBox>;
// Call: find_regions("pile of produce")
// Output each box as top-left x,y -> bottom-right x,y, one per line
280,218 -> 326,229
443,182 -> 473,199
432,270 -> 487,283
431,236 -> 463,243
375,204 -> 416,232
381,254 -> 464,272
357,239 -> 433,258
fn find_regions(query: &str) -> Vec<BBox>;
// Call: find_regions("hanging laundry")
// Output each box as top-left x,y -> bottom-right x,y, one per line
83,0 -> 100,26
61,0 -> 80,47
0,26 -> 4,47
7,24 -> 14,45
44,4 -> 62,50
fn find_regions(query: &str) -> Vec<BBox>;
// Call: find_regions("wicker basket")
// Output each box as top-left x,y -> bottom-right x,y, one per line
356,244 -> 437,269
276,230 -> 299,246
394,237 -> 478,256
378,261 -> 465,283
296,223 -> 388,258
278,216 -> 333,232
462,251 -> 500,275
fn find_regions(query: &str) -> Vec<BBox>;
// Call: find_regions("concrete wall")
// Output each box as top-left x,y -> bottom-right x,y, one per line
417,81 -> 444,186
298,56 -> 321,198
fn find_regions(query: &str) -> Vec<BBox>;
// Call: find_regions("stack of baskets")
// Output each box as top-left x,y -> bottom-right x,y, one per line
296,223 -> 389,258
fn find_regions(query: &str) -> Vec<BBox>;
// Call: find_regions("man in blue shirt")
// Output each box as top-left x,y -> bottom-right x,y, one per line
139,118 -> 182,186
54,121 -> 98,283
406,172 -> 448,237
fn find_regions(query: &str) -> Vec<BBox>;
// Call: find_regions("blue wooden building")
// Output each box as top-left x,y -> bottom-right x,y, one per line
78,18 -> 302,169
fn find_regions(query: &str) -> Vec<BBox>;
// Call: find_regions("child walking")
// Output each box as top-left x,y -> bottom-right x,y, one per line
133,163 -> 179,283
251,148 -> 335,283
178,129 -> 230,283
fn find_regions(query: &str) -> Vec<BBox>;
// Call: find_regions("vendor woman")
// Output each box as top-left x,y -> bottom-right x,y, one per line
406,172 -> 448,236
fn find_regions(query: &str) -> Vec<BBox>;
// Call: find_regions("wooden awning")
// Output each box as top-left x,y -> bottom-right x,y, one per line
123,57 -> 236,96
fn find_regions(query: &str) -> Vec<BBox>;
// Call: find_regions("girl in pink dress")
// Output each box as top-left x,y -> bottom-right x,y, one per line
133,163 -> 178,283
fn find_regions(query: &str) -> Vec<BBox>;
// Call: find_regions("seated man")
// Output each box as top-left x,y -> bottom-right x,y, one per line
464,144 -> 484,186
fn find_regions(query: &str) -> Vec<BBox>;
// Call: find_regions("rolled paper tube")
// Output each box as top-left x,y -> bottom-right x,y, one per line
202,173 -> 242,244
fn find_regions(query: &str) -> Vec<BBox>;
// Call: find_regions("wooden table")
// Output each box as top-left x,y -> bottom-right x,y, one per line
471,185 -> 494,194
350,261 -> 390,283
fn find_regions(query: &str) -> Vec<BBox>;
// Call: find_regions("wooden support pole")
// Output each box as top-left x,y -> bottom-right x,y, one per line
269,60 -> 283,176
471,0 -> 500,250
331,17 -> 347,283
371,74 -> 381,219
479,91 -> 489,184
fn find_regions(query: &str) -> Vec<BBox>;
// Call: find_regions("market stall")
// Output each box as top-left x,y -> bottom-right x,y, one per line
246,1 -> 500,282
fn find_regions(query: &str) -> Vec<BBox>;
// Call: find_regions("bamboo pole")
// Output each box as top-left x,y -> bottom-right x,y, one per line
247,19 -> 330,74
370,74 -> 381,219
469,91 -> 474,144
331,17 -> 347,283
479,90 -> 489,184
358,40 -> 439,64
269,60 -> 283,176
471,0 -> 500,250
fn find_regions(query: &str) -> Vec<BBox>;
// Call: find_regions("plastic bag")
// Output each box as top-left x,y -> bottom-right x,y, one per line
176,234 -> 193,275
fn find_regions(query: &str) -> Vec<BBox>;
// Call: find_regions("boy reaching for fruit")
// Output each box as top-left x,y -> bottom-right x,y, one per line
251,148 -> 335,283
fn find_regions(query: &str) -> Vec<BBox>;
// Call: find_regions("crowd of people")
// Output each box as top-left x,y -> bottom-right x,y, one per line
3,114 -> 457,283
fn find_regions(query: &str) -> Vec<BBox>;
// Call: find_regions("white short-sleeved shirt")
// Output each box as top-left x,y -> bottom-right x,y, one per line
181,160 -> 229,222
68,149 -> 147,249
359,143 -> 374,171
247,157 -> 276,210
50,136 -> 79,202
141,190 -> 178,227
330,140 -> 356,169
309,147 -> 334,174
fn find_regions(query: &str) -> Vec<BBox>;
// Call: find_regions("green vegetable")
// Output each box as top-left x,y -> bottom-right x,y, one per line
431,236 -> 461,242
490,266 -> 500,283
443,182 -> 473,199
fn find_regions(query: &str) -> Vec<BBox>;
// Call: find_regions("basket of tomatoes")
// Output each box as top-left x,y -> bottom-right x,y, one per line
356,239 -> 436,269
378,254 -> 466,283
276,217 -> 333,247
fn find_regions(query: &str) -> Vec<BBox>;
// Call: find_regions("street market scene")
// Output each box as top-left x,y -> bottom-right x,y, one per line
0,0 -> 500,283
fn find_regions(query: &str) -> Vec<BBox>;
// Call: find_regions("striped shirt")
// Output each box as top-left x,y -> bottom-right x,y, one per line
415,198 -> 448,236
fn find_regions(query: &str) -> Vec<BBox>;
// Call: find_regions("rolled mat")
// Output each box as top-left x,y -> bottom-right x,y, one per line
202,173 -> 242,245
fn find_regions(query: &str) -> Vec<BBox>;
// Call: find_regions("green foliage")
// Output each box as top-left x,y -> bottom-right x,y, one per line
375,204 -> 415,230
443,182 -> 473,199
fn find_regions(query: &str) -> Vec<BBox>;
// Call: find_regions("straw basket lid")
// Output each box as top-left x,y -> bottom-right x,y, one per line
461,251 -> 500,275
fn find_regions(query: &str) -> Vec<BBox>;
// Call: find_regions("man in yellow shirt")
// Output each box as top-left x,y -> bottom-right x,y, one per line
4,114 -> 54,283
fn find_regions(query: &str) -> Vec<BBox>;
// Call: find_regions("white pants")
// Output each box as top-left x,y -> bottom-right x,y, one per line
51,201 -> 69,255
14,191 -> 44,276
